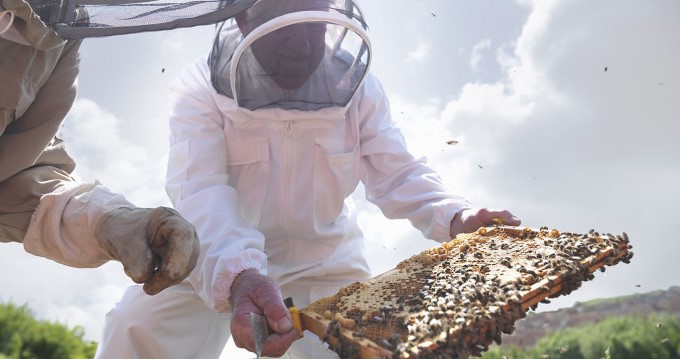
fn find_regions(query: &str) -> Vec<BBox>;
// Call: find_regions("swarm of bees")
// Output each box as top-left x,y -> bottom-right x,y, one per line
302,226 -> 633,359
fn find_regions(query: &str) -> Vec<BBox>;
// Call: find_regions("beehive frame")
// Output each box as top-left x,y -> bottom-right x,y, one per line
300,226 -> 633,359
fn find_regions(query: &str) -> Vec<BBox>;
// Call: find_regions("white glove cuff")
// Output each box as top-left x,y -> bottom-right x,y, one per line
23,181 -> 135,268
429,200 -> 473,242
208,249 -> 268,313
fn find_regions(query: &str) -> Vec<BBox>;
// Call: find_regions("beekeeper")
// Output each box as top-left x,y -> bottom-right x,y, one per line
96,0 -> 521,357
0,0 -> 256,294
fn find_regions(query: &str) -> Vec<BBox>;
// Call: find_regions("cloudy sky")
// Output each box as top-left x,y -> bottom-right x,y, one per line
1,0 -> 678,353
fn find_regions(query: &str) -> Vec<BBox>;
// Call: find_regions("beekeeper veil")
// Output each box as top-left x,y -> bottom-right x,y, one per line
209,0 -> 371,112
14,0 -> 257,39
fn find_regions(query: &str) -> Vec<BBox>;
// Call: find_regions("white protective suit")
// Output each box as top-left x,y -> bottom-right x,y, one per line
96,57 -> 474,359
96,1 -> 473,358
169,57 -> 477,309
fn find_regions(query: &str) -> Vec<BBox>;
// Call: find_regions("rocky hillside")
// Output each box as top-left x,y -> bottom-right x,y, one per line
501,286 -> 680,348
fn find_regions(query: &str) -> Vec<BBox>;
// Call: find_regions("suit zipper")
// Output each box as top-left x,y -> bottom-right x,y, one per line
281,120 -> 297,235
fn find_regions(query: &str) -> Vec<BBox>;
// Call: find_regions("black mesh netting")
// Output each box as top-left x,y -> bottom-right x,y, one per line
27,0 -> 257,38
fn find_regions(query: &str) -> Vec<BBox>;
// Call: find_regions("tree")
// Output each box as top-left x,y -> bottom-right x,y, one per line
0,302 -> 97,359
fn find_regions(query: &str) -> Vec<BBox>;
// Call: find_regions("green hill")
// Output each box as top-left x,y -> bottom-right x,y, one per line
501,286 -> 680,349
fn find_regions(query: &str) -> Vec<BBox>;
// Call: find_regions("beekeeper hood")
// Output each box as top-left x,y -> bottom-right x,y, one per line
0,0 -> 257,40
209,0 -> 371,114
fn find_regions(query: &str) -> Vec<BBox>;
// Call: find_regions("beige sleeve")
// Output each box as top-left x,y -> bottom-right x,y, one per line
0,155 -> 74,242
0,19 -> 137,267
23,181 -> 137,268
0,35 -> 81,242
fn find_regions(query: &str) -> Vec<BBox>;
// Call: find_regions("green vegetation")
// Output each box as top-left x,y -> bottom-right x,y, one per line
0,302 -> 97,359
482,314 -> 680,359
2,299 -> 679,359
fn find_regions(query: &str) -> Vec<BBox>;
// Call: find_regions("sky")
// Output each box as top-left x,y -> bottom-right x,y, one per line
1,0 -> 679,353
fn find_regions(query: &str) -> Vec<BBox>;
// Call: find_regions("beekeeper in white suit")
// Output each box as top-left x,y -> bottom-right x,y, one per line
0,0 -> 256,294
96,0 -> 521,358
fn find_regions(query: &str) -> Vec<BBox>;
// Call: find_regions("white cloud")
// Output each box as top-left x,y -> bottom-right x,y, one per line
470,38 -> 491,71
406,41 -> 433,63
444,82 -> 535,123
60,99 -> 171,207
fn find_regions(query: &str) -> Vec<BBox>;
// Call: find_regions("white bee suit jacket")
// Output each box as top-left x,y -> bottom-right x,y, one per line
165,56 -> 473,313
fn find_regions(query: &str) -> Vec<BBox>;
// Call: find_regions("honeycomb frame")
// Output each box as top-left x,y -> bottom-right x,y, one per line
299,226 -> 633,359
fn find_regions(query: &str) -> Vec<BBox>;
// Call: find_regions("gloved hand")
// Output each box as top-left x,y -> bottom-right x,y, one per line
230,269 -> 301,357
95,207 -> 199,295
450,207 -> 521,238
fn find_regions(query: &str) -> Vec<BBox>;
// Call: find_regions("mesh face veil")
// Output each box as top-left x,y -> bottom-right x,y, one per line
22,0 -> 257,39
209,0 -> 371,112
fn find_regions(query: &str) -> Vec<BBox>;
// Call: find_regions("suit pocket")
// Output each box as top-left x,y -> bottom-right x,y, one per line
313,138 -> 360,226
226,137 -> 270,226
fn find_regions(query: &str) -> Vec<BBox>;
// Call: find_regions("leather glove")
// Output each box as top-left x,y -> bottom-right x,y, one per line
230,269 -> 301,357
95,207 -> 199,295
450,207 -> 521,238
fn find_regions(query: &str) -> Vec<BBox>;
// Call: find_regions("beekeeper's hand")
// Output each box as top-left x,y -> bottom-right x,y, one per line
230,269 -> 301,357
450,207 -> 521,238
96,207 -> 199,295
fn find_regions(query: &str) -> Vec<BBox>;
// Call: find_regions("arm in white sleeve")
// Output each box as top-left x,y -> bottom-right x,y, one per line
357,75 -> 472,242
23,181 -> 133,267
166,59 -> 267,312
